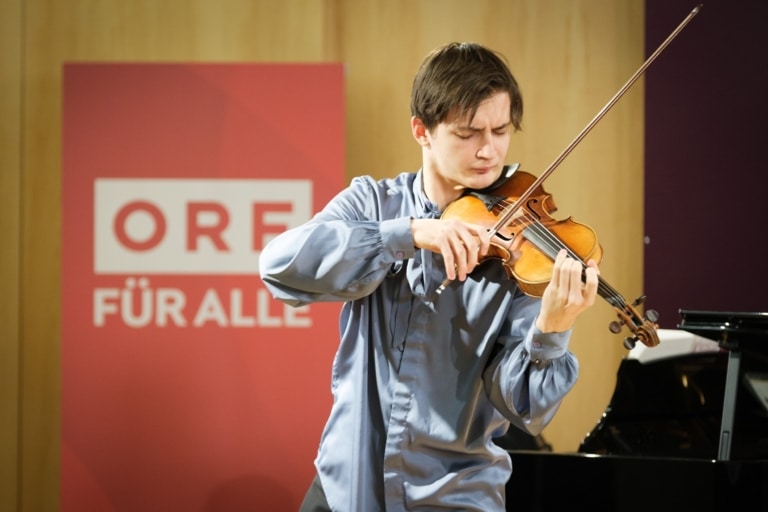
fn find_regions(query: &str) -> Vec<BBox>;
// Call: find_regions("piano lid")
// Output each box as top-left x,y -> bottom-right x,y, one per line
679,309 -> 768,350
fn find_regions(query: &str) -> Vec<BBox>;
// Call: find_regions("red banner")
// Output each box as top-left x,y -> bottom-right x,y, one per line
62,63 -> 344,511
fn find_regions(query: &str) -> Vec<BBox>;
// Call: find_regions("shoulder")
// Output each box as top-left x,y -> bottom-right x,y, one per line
349,171 -> 417,198
338,171 -> 419,220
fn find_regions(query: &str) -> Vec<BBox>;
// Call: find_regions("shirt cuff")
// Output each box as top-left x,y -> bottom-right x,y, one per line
526,325 -> 571,362
380,217 -> 416,262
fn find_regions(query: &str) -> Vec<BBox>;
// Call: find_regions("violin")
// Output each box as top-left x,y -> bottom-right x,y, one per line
436,4 -> 703,349
441,164 -> 660,350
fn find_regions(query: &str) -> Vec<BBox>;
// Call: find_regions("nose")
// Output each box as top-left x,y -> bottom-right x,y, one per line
476,133 -> 495,159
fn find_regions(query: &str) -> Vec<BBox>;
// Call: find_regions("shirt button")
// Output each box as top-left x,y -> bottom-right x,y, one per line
533,341 -> 542,349
395,251 -> 404,259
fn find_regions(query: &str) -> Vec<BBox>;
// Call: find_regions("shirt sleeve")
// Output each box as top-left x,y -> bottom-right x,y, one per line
482,291 -> 579,436
259,176 -> 415,306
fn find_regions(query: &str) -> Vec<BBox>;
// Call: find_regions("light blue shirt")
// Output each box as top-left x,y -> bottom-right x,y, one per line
259,169 -> 578,511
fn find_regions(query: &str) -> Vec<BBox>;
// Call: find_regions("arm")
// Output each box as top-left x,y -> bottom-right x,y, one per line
483,317 -> 579,436
258,177 -> 416,306
483,249 -> 598,435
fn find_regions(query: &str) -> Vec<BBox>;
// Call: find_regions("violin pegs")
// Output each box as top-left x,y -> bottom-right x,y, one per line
631,295 -> 647,307
608,320 -> 623,334
645,309 -> 660,323
623,337 -> 637,351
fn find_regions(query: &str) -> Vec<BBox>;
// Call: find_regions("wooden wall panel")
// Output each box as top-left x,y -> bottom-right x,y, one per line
6,1 -> 643,510
1,1 -> 22,510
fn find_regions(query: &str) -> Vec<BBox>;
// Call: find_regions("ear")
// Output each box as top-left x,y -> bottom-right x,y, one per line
411,116 -> 430,147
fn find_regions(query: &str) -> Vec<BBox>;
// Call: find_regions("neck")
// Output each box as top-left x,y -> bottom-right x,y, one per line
421,169 -> 463,211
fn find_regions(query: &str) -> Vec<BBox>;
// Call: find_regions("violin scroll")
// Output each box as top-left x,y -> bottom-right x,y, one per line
608,295 -> 660,350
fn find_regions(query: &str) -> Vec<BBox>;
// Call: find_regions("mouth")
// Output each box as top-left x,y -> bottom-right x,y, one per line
473,164 -> 500,175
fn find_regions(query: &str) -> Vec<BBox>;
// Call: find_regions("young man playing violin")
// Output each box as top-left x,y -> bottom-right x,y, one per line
259,42 -> 600,512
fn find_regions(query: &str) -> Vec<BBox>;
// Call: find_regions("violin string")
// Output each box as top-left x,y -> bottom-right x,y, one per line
524,218 -> 623,305
491,200 -> 628,309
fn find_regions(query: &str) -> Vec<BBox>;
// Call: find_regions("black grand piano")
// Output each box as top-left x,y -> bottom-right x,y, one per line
502,310 -> 768,510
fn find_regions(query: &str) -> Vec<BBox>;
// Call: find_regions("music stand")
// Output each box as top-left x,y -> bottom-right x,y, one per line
678,309 -> 768,461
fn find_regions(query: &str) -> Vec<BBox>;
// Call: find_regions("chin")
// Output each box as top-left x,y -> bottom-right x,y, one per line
452,168 -> 501,191
468,173 -> 498,190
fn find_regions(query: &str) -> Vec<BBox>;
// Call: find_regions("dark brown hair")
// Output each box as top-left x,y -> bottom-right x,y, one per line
410,42 -> 523,132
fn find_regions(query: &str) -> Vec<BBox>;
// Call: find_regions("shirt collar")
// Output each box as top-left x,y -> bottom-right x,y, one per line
413,169 -> 440,218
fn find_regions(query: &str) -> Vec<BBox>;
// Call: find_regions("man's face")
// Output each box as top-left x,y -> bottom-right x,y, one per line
424,91 -> 512,197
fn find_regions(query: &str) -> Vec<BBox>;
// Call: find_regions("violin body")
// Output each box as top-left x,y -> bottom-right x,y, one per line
515,218 -> 602,297
442,168 -> 603,297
